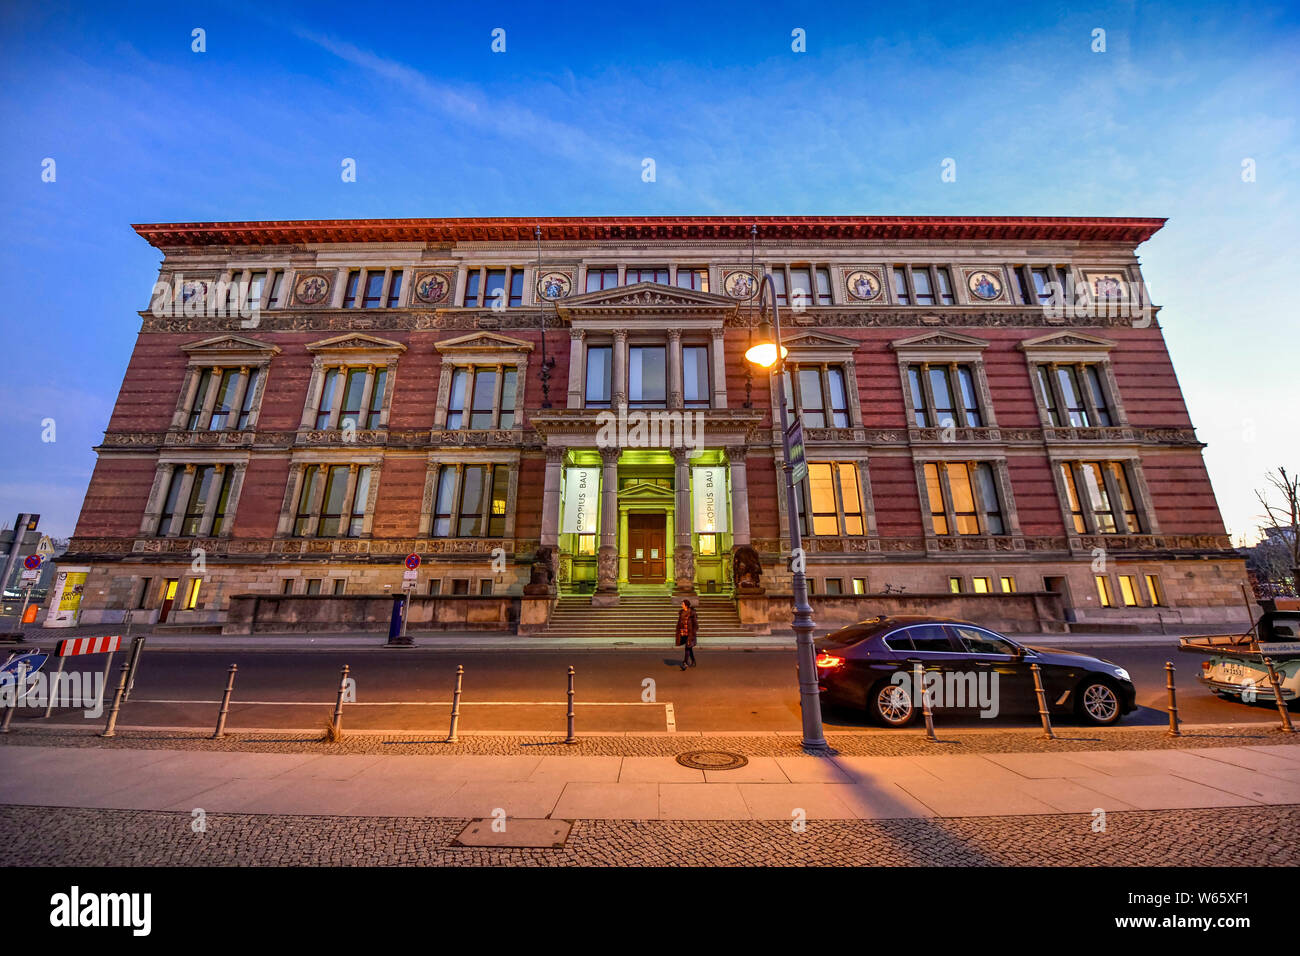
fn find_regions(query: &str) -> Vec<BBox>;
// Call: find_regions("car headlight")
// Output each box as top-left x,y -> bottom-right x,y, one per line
1112,667 -> 1131,682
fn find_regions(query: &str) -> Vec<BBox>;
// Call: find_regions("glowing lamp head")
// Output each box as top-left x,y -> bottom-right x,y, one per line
744,318 -> 787,368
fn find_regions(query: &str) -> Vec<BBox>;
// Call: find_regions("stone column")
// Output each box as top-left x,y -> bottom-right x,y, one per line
196,366 -> 222,430
710,329 -> 728,408
341,464 -> 360,535
141,462 -> 173,534
326,366 -> 347,429
356,366 -> 376,431
305,464 -> 330,537
594,446 -> 621,603
301,358 -> 326,428
612,330 -> 628,412
539,447 -> 565,548
672,447 -> 695,594
173,367 -> 203,428
618,509 -> 630,585
221,463 -> 247,537
667,329 -> 684,410
567,329 -> 585,409
726,446 -> 751,546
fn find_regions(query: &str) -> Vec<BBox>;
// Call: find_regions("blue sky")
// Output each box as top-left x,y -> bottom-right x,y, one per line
1,0 -> 1297,541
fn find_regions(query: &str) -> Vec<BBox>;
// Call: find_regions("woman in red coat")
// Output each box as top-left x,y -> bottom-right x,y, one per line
676,599 -> 699,670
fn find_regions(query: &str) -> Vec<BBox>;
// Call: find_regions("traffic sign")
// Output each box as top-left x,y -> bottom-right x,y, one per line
404,553 -> 421,570
402,568 -> 419,582
20,569 -> 39,580
1,652 -> 48,678
55,635 -> 122,657
23,554 -> 42,571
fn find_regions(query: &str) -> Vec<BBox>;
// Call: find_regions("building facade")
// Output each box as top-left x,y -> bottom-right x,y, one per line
61,216 -> 1249,633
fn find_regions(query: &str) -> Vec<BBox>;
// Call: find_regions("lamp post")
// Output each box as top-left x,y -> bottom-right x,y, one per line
744,270 -> 827,750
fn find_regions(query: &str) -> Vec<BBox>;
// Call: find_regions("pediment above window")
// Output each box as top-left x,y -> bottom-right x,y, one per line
780,330 -> 861,363
435,331 -> 535,355
557,281 -> 738,318
890,331 -> 990,362
1018,332 -> 1118,351
306,333 -> 406,354
180,334 -> 281,366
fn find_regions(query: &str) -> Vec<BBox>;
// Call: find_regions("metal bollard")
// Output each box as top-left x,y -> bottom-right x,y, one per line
212,664 -> 238,739
100,662 -> 130,738
1,664 -> 27,734
913,662 -> 936,741
447,665 -> 463,744
331,664 -> 350,738
1165,661 -> 1182,737
1262,658 -> 1295,734
1030,663 -> 1055,740
123,636 -> 146,703
564,665 -> 576,745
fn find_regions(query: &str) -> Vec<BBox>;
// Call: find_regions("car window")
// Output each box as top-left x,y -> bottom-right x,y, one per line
882,631 -> 914,652
904,624 -> 954,653
949,625 -> 1017,656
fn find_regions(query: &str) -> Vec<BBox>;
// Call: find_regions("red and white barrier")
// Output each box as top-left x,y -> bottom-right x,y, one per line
56,635 -> 121,657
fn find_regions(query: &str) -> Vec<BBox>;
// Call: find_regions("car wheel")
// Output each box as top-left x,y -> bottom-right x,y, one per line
869,678 -> 916,728
1075,678 -> 1122,726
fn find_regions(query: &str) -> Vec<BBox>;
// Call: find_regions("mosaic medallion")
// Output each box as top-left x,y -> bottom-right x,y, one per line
414,272 -> 451,304
180,280 -> 209,304
723,271 -> 758,299
536,271 -> 572,299
675,750 -> 749,771
966,269 -> 1003,301
845,269 -> 882,301
1084,272 -> 1125,299
294,273 -> 330,306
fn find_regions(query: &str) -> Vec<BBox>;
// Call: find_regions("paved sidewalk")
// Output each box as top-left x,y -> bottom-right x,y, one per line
4,742 -> 1298,821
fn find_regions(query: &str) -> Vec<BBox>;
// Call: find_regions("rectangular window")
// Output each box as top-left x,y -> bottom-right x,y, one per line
469,368 -> 498,428
682,346 -> 710,408
1083,366 -> 1112,425
769,269 -> 787,306
479,579 -> 494,596
427,579 -> 441,596
366,368 -> 387,428
305,578 -> 322,595
808,463 -> 839,536
294,465 -> 321,536
1000,576 -> 1016,593
676,267 -> 709,292
349,466 -> 371,536
184,577 -> 202,610
928,366 -> 957,427
343,270 -> 361,308
386,272 -> 403,308
1144,573 -> 1165,606
317,465 -> 350,537
585,346 -> 612,407
936,267 -> 955,305
157,468 -> 186,534
462,270 -> 481,307
186,369 -> 212,430
1108,461 -> 1140,532
789,268 -> 813,309
924,462 -> 949,536
824,578 -> 843,595
333,579 -> 347,595
281,578 -> 294,594
207,369 -> 240,430
1095,575 -> 1115,607
1031,268 -> 1054,304
1037,366 -> 1062,426
947,462 -> 979,535
499,368 -> 517,428
911,268 -> 934,305
457,465 -> 486,536
826,367 -> 849,427
956,366 -> 982,426
972,577 -> 991,594
267,271 -> 284,308
908,366 -> 929,427
235,367 -> 261,430
362,271 -> 385,308
181,465 -> 216,536
852,577 -> 866,595
628,346 -> 666,407
1080,462 -> 1116,533
697,533 -> 717,556
585,268 -> 618,292
797,368 -> 825,427
838,462 -> 864,535
925,461 -> 1004,536
339,368 -> 367,431
508,270 -> 523,307
1011,267 -> 1031,305
815,267 -> 832,305
973,462 -> 1004,535
209,468 -> 235,536
452,579 -> 469,595
625,266 -> 669,284
1118,574 -> 1140,606
576,533 -> 596,555
1059,462 -> 1086,533
1056,366 -> 1090,426
892,268 -> 909,305
136,577 -> 152,609
315,368 -> 339,430
483,269 -> 507,309
432,465 -> 456,537
447,367 -> 468,428
949,577 -> 964,594
488,464 -> 509,536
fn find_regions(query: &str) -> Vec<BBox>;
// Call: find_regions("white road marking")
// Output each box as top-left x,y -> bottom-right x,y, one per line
664,702 -> 676,732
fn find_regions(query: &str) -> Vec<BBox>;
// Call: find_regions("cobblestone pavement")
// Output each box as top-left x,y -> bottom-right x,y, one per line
3,724 -> 1297,757
2,803 -> 1294,866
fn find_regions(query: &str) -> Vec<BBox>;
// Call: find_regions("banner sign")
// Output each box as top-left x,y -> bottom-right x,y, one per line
785,417 -> 808,485
692,466 -> 728,534
43,568 -> 90,628
561,467 -> 599,534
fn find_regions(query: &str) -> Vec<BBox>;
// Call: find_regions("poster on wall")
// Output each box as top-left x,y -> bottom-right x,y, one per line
561,467 -> 599,534
692,466 -> 728,534
43,567 -> 90,628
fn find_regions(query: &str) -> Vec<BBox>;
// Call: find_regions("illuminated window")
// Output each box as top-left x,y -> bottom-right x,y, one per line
698,533 -> 717,556
430,464 -> 512,538
852,578 -> 866,595
577,534 -> 597,555
798,461 -> 865,537
1095,575 -> 1115,607
1145,574 -> 1165,606
1000,576 -> 1016,593
1059,460 -> 1142,534
923,462 -> 1005,536
949,577 -> 964,594
972,577 -> 990,593
1118,574 -> 1140,606
184,577 -> 202,610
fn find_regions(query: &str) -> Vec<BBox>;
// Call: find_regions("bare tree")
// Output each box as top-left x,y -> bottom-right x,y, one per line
1255,466 -> 1300,593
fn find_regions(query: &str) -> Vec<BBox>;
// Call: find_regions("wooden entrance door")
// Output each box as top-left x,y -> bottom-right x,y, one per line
626,513 -> 666,583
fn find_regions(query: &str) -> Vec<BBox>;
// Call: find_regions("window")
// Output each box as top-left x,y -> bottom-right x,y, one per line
784,364 -> 851,428
157,469 -> 185,534
305,579 -> 322,595
362,271 -> 385,308
479,579 -> 494,596
852,578 -> 866,595
1035,363 -> 1114,427
972,577 -> 991,593
824,578 -> 843,595
293,464 -> 373,537
332,579 -> 347,595
906,364 -> 984,428
427,579 -> 441,596
1145,574 -> 1165,606
815,267 -> 832,305
585,346 -> 612,408
949,577 -> 964,594
789,268 -> 813,309
676,268 -> 709,292
909,624 -> 953,652
625,266 -> 669,284
184,578 -> 202,610
343,270 -> 361,308
314,366 -> 388,431
164,465 -> 233,537
1058,460 -> 1142,534
430,464 -> 512,538
315,369 -> 339,429
227,268 -> 286,310
1000,576 -> 1017,593
628,346 -> 666,407
764,265 -> 831,307
923,462 -> 1005,536
184,366 -> 263,431
463,267 -> 526,307
892,268 -> 910,305
698,533 -> 717,555
451,579 -> 470,595
682,346 -> 710,408
796,462 -> 865,536
1095,575 -> 1115,607
342,269 -> 403,309
950,625 -> 1017,656
585,268 -> 618,292
769,269 -> 787,306
1118,574 -> 1140,606
281,578 -> 294,594
1012,265 -> 1072,305
445,366 -> 516,429
136,578 -> 152,609
387,273 -> 403,308
893,265 -> 955,305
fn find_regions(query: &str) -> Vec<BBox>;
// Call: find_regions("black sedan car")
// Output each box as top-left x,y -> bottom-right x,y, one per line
813,615 -> 1137,727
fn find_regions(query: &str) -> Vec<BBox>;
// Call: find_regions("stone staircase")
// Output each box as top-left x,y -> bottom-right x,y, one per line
539,593 -> 751,640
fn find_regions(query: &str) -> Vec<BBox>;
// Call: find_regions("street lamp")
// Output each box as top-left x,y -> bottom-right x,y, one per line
745,270 -> 827,750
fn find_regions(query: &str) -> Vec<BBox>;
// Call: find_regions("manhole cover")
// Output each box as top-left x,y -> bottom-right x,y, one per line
675,750 -> 749,771
453,818 -> 571,848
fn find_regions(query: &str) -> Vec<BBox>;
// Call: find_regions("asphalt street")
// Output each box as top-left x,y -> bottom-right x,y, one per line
7,639 -> 1283,734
